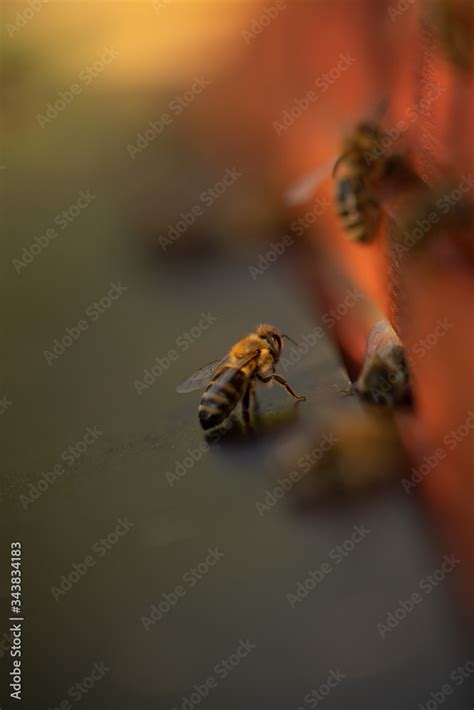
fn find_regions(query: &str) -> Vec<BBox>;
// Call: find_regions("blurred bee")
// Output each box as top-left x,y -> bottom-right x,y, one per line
276,411 -> 405,506
396,178 -> 473,257
285,107 -> 413,243
427,0 -> 473,71
176,324 -> 306,430
352,320 -> 412,406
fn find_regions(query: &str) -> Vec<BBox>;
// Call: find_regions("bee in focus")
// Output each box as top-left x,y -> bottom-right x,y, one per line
285,107 -> 411,244
352,320 -> 412,406
176,324 -> 306,430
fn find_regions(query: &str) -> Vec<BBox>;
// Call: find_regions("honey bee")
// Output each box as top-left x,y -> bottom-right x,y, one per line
285,107 -> 412,243
331,121 -> 390,243
176,324 -> 306,430
352,320 -> 412,406
427,0 -> 473,71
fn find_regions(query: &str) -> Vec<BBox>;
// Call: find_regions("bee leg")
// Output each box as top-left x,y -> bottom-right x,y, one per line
242,384 -> 252,427
259,375 -> 307,401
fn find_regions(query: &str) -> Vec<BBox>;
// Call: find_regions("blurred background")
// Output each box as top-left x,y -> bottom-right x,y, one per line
1,1 -> 473,708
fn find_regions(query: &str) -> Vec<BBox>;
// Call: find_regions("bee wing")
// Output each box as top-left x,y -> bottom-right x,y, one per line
176,351 -> 261,394
284,160 -> 334,206
176,357 -> 228,393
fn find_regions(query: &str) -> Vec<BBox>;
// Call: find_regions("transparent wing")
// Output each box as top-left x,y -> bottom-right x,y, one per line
176,351 -> 262,394
284,160 -> 334,206
176,357 -> 227,393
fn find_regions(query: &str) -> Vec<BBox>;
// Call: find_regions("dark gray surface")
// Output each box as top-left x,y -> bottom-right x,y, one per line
1,237 -> 473,708
1,54 -> 472,710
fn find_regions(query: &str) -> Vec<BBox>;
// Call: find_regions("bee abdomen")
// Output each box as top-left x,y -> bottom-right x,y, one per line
198,367 -> 245,430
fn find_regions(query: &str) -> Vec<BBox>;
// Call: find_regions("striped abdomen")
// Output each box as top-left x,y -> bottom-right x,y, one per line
198,366 -> 247,430
335,172 -> 380,243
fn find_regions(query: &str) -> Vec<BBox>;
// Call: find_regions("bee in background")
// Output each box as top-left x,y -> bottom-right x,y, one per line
284,105 -> 414,243
176,324 -> 306,430
396,178 -> 473,258
331,120 -> 387,243
276,411 -> 405,506
427,0 -> 473,72
352,320 -> 412,407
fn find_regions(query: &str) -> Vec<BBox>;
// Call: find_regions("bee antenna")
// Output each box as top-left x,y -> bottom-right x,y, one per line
282,334 -> 301,350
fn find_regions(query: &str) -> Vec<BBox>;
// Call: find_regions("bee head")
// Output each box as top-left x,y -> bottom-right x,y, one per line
256,324 -> 283,361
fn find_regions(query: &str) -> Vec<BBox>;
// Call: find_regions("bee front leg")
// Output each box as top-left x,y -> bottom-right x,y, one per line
258,374 -> 306,401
